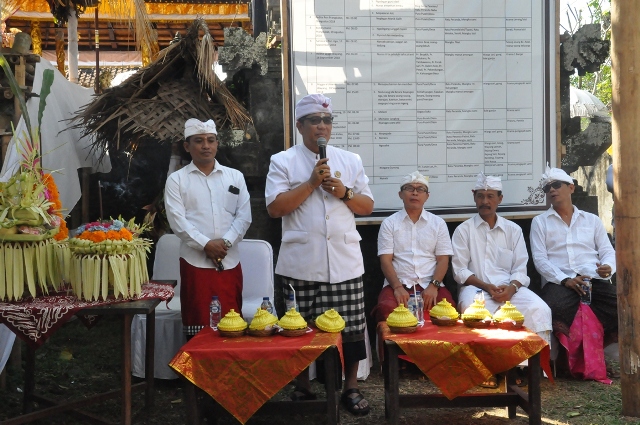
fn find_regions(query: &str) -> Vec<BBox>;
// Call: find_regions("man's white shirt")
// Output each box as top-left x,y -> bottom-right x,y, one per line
165,161 -> 251,269
530,206 -> 616,286
452,214 -> 530,288
377,209 -> 452,289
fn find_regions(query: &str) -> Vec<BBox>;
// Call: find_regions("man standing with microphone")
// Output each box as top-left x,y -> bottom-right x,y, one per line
266,94 -> 374,415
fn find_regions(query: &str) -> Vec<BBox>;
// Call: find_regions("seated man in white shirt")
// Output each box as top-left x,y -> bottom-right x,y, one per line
530,166 -> 617,375
373,171 -> 455,323
165,118 -> 252,338
452,173 -> 552,387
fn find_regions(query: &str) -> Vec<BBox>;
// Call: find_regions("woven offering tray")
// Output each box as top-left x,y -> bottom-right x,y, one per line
247,328 -> 277,337
494,320 -> 524,330
280,328 -> 309,337
219,329 -> 246,338
463,319 -> 492,329
388,325 -> 417,334
430,317 -> 458,327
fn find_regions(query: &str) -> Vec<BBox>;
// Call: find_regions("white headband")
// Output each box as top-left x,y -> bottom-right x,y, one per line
541,163 -> 573,186
473,172 -> 502,191
295,94 -> 332,120
401,171 -> 429,189
184,118 -> 217,138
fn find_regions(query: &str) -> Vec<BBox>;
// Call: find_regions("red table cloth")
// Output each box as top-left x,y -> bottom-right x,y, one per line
0,281 -> 174,348
379,321 -> 552,399
170,327 -> 343,424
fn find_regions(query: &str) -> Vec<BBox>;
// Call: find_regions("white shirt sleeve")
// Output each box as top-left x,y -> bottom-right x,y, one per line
164,172 -> 210,251
451,223 -> 474,285
377,217 -> 394,256
509,226 -> 531,287
594,219 -> 616,274
530,216 -> 570,284
265,154 -> 290,206
435,219 -> 454,256
222,172 -> 252,246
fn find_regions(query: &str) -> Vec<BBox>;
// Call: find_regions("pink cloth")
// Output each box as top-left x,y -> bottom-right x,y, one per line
557,303 -> 611,384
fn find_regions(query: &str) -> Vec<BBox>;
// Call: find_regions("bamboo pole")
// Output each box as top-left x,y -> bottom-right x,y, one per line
611,0 -> 640,416
281,0 -> 292,149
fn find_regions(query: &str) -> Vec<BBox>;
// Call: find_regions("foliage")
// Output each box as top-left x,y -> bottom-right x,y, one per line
564,0 -> 612,110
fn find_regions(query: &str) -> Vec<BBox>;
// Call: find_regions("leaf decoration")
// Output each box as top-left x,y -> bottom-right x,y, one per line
38,69 -> 55,130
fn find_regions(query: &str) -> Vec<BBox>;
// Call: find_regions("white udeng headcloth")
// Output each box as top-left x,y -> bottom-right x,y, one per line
295,94 -> 332,120
541,163 -> 574,186
184,118 -> 217,138
473,172 -> 503,191
401,171 -> 429,188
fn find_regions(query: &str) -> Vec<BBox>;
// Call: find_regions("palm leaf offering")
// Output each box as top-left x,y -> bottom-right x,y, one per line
67,217 -> 152,300
0,56 -> 67,301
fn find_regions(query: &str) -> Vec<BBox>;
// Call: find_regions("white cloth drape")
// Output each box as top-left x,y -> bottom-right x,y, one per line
0,59 -> 111,213
0,324 -> 15,374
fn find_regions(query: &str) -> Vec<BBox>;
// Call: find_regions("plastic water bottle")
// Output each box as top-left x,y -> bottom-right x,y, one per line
285,293 -> 298,312
408,294 -> 419,320
474,289 -> 485,305
260,297 -> 274,314
209,296 -> 221,330
580,277 -> 592,305
415,291 -> 424,323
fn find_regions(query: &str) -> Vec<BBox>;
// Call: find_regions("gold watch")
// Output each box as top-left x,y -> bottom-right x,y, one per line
340,187 -> 354,201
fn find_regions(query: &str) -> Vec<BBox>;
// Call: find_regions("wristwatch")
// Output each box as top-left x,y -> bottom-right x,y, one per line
429,279 -> 444,288
341,187 -> 354,201
223,238 -> 232,249
560,277 -> 570,286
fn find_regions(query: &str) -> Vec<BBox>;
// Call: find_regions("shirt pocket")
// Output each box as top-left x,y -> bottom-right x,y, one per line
495,247 -> 514,272
344,230 -> 362,244
282,230 -> 309,244
576,227 -> 594,245
224,191 -> 238,214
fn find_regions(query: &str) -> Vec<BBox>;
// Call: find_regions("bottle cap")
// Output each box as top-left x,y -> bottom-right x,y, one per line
410,294 -> 416,297
212,295 -> 218,300
289,293 -> 294,299
263,297 -> 269,300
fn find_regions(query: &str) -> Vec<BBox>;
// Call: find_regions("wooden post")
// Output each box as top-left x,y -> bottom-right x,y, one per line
611,0 -> 640,417
94,7 -> 100,94
280,0 -> 292,149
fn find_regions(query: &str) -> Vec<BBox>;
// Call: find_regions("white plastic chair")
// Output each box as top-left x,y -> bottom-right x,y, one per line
130,236 -> 275,379
131,234 -> 185,379
238,239 -> 275,322
0,324 -> 16,374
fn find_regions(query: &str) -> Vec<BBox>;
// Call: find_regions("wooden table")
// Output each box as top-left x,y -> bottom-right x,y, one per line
171,327 -> 342,425
380,322 -> 550,425
0,281 -> 175,425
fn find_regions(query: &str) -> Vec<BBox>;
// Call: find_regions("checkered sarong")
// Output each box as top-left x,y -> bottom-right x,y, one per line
281,276 -> 366,343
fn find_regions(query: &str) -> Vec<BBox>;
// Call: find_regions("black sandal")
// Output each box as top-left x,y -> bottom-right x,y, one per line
290,386 -> 317,401
341,388 -> 370,416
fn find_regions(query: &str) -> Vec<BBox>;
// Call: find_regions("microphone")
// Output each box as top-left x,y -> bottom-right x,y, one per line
317,137 -> 327,160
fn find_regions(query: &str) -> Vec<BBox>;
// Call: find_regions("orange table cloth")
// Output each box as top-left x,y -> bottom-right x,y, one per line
379,322 -> 552,400
170,327 -> 343,424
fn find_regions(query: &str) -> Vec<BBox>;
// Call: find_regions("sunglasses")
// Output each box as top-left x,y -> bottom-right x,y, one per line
401,185 -> 429,193
542,181 -> 568,193
304,116 -> 334,125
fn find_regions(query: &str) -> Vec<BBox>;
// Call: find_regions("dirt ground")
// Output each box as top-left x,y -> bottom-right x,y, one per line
1,316 -> 638,425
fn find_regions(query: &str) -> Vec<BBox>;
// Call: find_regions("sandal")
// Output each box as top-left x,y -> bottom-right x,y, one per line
290,386 -> 317,401
479,375 -> 498,389
515,368 -> 528,387
341,388 -> 370,416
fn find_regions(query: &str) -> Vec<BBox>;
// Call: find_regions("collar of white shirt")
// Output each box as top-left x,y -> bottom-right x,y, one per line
185,160 -> 221,176
472,213 -> 506,230
400,208 -> 429,223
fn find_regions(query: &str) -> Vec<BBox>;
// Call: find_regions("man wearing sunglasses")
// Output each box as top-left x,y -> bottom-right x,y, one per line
266,94 -> 374,415
373,171 -> 455,324
530,166 -> 617,380
452,173 -> 552,388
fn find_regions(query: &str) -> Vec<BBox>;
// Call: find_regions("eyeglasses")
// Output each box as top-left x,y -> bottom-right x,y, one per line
304,116 -> 334,125
401,185 -> 429,193
542,181 -> 568,193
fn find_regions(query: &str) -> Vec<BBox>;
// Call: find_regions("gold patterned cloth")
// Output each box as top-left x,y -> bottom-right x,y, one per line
379,322 -> 552,399
170,327 -> 343,424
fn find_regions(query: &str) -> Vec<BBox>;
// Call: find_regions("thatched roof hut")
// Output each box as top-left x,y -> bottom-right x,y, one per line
72,18 -> 252,160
